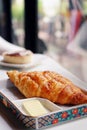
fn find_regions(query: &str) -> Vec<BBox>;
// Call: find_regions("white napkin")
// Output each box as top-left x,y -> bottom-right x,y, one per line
0,36 -> 25,54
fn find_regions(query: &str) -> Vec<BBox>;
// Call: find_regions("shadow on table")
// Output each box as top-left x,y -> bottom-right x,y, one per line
0,102 -> 33,130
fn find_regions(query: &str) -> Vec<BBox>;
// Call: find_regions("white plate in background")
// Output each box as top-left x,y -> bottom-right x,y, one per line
0,54 -> 42,69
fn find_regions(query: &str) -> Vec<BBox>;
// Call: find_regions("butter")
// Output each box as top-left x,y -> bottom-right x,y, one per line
22,100 -> 48,117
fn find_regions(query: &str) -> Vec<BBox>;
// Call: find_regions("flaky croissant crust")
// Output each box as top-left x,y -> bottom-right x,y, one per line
7,70 -> 87,105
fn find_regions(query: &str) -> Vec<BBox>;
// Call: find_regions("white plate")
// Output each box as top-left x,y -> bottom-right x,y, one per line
0,54 -> 42,68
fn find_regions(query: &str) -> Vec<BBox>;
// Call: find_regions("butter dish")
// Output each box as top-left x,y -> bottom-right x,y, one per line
13,98 -> 62,117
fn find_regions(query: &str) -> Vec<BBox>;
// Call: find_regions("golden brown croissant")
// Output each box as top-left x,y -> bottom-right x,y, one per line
7,70 -> 87,105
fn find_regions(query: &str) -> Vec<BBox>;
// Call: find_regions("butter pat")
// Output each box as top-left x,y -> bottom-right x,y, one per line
22,100 -> 48,117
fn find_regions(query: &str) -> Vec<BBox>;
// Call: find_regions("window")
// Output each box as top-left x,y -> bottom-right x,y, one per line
12,0 -> 24,47
38,0 -> 87,82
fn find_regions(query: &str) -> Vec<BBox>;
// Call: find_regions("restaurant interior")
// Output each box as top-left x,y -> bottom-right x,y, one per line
0,0 -> 87,83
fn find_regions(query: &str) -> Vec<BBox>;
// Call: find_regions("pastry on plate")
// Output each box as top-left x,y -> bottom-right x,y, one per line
7,70 -> 87,105
2,50 -> 33,64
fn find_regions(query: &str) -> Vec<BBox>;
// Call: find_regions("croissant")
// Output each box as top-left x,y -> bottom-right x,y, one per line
7,70 -> 87,105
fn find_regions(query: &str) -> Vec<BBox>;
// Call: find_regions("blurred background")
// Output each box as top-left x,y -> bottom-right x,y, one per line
0,0 -> 87,83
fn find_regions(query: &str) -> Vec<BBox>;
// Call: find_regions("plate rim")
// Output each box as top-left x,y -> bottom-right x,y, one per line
0,54 -> 40,68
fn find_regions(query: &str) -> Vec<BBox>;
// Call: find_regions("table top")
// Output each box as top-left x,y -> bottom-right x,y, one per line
0,54 -> 87,130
